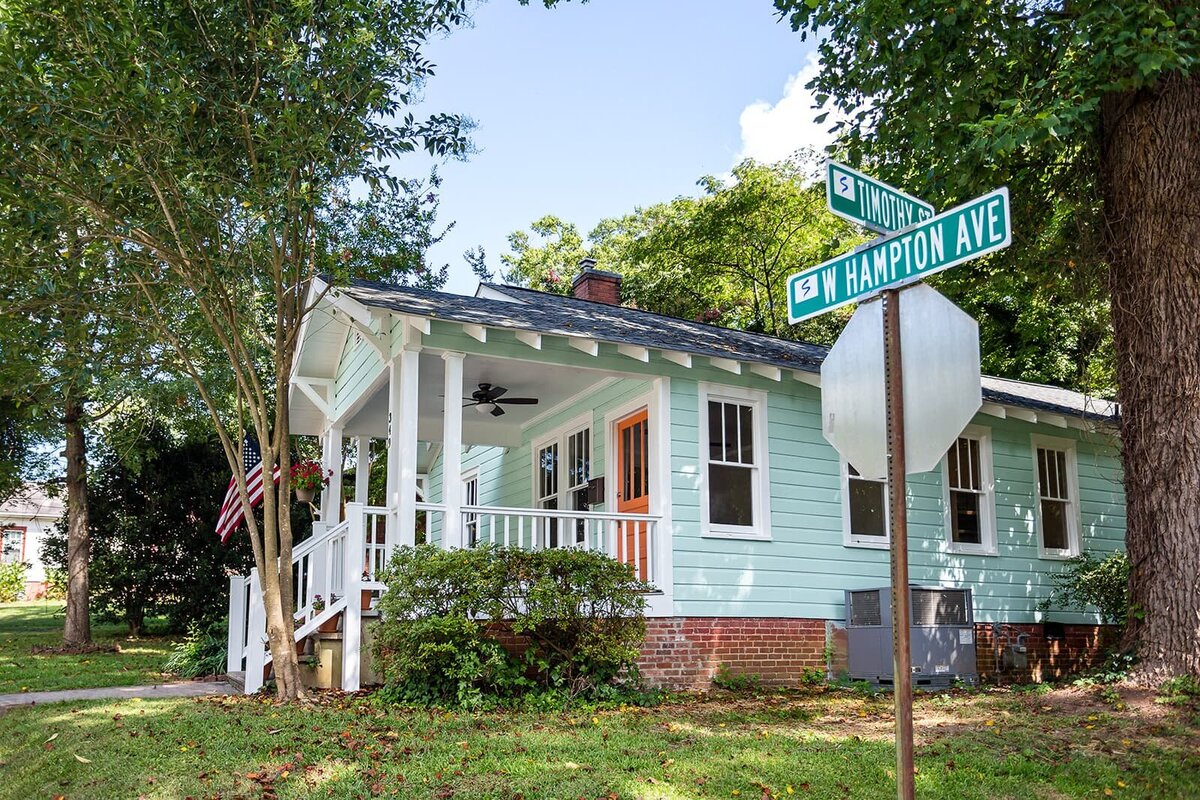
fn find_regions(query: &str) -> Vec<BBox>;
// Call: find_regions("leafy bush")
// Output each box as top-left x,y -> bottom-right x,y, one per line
164,622 -> 228,678
0,560 -> 27,602
374,544 -> 649,707
713,663 -> 762,692
42,567 -> 67,600
1038,550 -> 1129,624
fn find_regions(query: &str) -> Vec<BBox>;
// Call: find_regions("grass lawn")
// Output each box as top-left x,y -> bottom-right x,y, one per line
0,683 -> 1196,799
0,601 -> 178,694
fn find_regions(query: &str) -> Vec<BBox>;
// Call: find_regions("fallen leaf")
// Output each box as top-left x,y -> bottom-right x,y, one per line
74,754 -> 91,763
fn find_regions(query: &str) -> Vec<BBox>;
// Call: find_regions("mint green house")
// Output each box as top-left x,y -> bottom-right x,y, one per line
226,268 -> 1124,693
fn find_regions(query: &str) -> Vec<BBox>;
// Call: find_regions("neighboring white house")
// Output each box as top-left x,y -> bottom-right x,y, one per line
0,485 -> 64,598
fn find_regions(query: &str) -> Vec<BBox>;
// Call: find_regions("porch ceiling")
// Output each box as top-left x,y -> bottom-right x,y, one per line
339,351 -> 619,447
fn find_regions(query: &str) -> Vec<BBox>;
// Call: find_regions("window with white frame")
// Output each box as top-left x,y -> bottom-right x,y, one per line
463,470 -> 479,546
1033,436 -> 1080,556
1,527 -> 23,563
700,385 -> 770,538
843,463 -> 888,546
533,418 -> 591,548
943,429 -> 996,553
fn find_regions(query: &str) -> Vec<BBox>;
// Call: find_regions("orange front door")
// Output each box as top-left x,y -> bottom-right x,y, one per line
615,409 -> 650,581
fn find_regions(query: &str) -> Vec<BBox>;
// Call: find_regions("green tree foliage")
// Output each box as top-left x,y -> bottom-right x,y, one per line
772,0 -> 1200,678
0,0 -> 471,698
42,417 -> 254,635
500,157 -> 863,344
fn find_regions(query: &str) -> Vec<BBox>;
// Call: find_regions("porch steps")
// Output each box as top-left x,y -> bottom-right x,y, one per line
225,671 -> 246,693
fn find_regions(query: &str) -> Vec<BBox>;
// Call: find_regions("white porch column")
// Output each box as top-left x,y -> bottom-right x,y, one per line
441,352 -> 465,550
321,424 -> 344,524
386,348 -> 421,549
354,436 -> 371,505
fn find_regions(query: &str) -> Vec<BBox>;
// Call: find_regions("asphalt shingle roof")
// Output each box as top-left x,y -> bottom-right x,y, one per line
338,277 -> 1118,424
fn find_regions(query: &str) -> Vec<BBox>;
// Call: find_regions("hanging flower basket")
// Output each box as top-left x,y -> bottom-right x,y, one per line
291,459 -> 331,504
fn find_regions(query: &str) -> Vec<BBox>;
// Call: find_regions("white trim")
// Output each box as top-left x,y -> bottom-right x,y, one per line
462,467 -> 480,546
1031,434 -> 1082,559
520,376 -> 619,432
408,316 -> 431,336
514,331 -> 542,350
709,357 -> 742,374
840,460 -> 890,549
603,392 -> 655,513
294,379 -> 332,419
568,337 -> 599,356
794,370 -> 821,387
1008,407 -> 1038,424
980,403 -> 1007,419
529,411 -> 593,508
697,382 -> 771,541
647,377 -> 673,617
749,364 -> 782,381
441,351 -> 466,550
940,425 -> 997,556
617,344 -> 650,363
462,324 -> 487,343
661,350 -> 692,368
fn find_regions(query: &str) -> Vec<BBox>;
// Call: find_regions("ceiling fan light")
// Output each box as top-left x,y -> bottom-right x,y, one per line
475,402 -> 497,414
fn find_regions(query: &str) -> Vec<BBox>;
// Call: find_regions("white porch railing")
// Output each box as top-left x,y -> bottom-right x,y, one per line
461,505 -> 661,585
227,501 -> 661,694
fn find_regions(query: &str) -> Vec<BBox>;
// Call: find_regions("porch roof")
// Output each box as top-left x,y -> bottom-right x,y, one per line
334,277 -> 1118,424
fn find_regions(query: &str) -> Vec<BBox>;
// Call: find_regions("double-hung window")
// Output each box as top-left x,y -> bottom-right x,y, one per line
843,463 -> 888,546
1,527 -> 23,563
700,384 -> 770,539
1033,436 -> 1080,557
943,428 -> 996,554
533,416 -> 591,548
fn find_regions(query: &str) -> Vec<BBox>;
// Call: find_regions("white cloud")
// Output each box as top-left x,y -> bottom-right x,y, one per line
735,54 -> 836,166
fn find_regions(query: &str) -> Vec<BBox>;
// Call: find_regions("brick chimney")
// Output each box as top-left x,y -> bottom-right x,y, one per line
571,257 -> 622,305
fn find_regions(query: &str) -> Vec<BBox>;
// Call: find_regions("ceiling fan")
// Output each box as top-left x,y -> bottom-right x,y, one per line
464,383 -> 539,417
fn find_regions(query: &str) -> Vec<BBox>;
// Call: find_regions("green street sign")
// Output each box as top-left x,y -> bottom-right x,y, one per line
826,161 -> 935,233
788,187 -> 1011,324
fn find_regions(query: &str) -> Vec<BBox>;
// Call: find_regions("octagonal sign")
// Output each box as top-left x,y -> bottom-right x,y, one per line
820,284 -> 981,480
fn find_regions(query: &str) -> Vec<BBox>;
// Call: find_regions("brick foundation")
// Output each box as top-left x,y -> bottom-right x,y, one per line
974,622 -> 1119,683
637,617 -> 828,689
479,617 -> 1117,690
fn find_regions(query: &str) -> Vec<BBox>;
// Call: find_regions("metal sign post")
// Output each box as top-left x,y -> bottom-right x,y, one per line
788,164 -> 1008,800
882,288 -> 914,800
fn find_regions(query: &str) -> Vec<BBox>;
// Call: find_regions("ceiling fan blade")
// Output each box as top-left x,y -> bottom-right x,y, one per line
495,397 -> 538,405
490,405 -> 505,417
476,383 -> 507,401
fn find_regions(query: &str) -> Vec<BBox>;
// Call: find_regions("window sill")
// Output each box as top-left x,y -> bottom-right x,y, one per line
702,527 -> 771,542
947,545 -> 998,557
844,538 -> 890,550
1039,550 -> 1079,561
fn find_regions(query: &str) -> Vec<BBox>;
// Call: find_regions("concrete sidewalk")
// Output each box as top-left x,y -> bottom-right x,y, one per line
0,681 -> 233,710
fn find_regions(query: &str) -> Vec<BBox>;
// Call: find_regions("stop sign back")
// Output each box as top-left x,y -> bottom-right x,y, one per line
819,284 -> 981,480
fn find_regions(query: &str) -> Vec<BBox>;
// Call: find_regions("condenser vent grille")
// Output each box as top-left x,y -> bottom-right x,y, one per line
848,589 -> 882,627
911,589 -> 970,626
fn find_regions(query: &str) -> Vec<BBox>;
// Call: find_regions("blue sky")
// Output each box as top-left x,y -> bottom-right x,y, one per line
404,1 -> 827,294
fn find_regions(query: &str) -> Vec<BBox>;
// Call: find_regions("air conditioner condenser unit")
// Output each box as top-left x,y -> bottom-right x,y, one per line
844,585 -> 978,688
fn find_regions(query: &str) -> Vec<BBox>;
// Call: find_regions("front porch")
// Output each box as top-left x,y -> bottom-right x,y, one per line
226,285 -> 675,693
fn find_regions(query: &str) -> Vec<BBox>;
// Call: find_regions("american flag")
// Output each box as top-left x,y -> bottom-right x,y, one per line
216,436 -> 281,543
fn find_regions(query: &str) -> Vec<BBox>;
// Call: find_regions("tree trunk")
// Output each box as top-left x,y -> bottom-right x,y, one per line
1101,68 -> 1200,680
62,397 -> 91,647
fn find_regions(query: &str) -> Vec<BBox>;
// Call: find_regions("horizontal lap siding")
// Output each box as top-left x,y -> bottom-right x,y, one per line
671,375 -> 1126,625
333,330 -> 384,420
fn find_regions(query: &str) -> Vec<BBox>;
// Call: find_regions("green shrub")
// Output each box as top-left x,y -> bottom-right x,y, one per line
164,622 -> 227,678
0,560 -> 27,602
712,663 -> 761,692
374,544 -> 649,706
1038,550 -> 1129,625
42,567 -> 67,600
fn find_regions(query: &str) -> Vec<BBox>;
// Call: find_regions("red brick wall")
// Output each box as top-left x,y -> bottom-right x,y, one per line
637,617 -> 827,689
974,623 -> 1119,683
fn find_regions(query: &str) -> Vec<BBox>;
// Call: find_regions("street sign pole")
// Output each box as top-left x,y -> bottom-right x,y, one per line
882,288 -> 914,800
